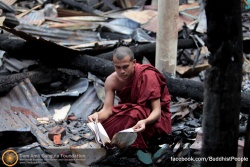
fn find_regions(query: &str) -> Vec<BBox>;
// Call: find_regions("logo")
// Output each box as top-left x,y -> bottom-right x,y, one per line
2,150 -> 18,166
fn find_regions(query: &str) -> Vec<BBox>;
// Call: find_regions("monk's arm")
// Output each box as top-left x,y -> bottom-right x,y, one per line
88,77 -> 114,122
144,98 -> 161,124
133,98 -> 161,132
97,87 -> 114,122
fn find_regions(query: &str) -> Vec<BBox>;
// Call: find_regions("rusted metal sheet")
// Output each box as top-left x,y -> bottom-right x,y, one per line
141,15 -> 157,33
0,78 -> 53,147
122,9 -> 157,24
57,8 -> 91,17
142,3 -> 200,33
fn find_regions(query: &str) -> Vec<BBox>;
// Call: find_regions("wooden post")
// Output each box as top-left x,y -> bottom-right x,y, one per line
201,0 -> 243,166
155,0 -> 178,75
151,0 -> 158,6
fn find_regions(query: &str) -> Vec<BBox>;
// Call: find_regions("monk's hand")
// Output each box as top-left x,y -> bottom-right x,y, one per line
88,112 -> 98,122
133,120 -> 146,132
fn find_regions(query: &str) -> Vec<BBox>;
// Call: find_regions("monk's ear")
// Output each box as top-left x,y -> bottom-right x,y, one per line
133,59 -> 136,64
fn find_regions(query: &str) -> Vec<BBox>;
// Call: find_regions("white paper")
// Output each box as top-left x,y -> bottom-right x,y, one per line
53,104 -> 71,122
119,128 -> 135,133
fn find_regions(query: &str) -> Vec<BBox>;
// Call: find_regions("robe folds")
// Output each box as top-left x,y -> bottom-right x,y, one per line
102,63 -> 172,148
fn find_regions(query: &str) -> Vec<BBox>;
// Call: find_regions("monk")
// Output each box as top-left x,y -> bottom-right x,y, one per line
88,46 -> 172,148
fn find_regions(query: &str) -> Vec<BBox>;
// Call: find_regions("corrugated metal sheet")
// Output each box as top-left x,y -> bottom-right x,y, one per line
18,9 -> 45,26
68,83 -> 102,120
0,50 -> 4,67
41,78 -> 89,98
47,83 -> 102,121
0,0 -> 15,13
0,78 -> 53,147
3,56 -> 37,72
0,76 -> 102,140
0,76 -> 102,148
15,24 -> 101,46
1,25 -> 80,56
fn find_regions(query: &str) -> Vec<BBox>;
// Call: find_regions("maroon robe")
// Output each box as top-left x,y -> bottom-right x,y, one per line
102,63 -> 172,148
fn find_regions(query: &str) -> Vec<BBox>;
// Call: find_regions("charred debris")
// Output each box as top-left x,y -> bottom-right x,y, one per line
0,0 -> 249,166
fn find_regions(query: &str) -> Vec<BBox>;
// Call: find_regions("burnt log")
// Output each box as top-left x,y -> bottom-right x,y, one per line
0,34 -> 113,77
0,68 -> 250,113
0,31 -> 249,112
0,71 -> 61,96
71,54 -> 114,78
97,36 -> 208,65
162,72 -> 250,109
0,33 -> 207,66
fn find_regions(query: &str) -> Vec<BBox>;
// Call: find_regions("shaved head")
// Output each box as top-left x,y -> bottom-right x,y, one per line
113,46 -> 134,61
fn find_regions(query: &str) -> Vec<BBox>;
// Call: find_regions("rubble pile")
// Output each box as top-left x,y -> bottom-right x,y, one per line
0,0 -> 249,166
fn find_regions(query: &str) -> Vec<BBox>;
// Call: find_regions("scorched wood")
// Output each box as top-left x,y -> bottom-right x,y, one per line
71,54 -> 114,78
201,0 -> 243,165
97,36 -> 208,65
163,72 -> 250,110
0,71 -> 61,95
0,35 -> 114,77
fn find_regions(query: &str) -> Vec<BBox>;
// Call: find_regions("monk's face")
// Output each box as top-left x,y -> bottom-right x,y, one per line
113,55 -> 136,80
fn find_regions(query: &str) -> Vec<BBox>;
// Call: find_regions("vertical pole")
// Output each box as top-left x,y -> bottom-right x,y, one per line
155,0 -> 179,75
151,0 -> 158,6
201,0 -> 243,166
